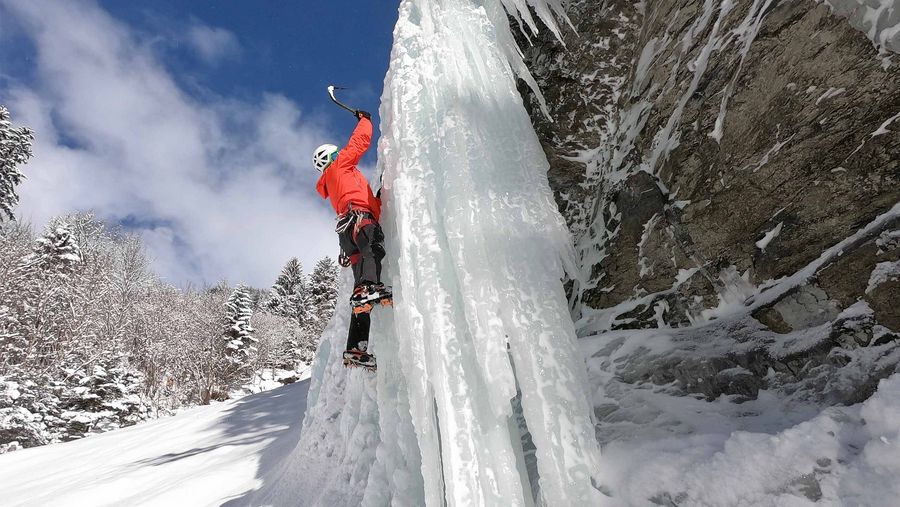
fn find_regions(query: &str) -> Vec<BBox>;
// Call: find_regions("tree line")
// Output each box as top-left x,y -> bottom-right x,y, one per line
0,105 -> 338,452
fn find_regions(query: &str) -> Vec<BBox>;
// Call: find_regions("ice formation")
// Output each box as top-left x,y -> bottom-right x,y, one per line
292,0 -> 604,505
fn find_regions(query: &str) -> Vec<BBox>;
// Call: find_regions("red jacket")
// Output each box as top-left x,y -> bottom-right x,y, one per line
316,117 -> 381,221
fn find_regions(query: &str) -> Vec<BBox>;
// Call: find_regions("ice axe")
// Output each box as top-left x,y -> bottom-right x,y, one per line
327,85 -> 358,116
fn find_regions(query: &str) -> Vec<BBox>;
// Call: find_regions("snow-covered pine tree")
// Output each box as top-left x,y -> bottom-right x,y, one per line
223,285 -> 257,368
50,212 -> 109,263
32,222 -> 83,269
245,287 -> 269,311
0,106 -> 34,221
55,354 -> 150,438
267,258 -> 311,326
307,256 -> 338,333
23,222 -> 87,368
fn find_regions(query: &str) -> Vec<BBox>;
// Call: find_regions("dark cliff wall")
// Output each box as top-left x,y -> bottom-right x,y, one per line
521,0 -> 900,404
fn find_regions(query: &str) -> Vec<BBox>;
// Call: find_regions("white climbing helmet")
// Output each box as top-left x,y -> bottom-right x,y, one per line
313,144 -> 339,172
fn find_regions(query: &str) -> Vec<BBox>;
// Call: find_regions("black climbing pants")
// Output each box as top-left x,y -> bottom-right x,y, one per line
337,218 -> 385,287
337,212 -> 385,352
347,312 -> 370,352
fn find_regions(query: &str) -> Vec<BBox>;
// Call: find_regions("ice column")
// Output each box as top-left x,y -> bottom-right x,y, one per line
377,0 -> 605,504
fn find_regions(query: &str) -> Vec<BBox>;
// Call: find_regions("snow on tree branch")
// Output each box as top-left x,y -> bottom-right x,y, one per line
0,106 -> 34,221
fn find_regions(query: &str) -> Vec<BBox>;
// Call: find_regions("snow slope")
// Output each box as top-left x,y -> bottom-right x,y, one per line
0,380 -> 310,506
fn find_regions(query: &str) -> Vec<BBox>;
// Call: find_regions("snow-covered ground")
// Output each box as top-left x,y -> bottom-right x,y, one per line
0,380 -> 310,507
598,374 -> 900,506
2,367 -> 898,506
585,324 -> 900,505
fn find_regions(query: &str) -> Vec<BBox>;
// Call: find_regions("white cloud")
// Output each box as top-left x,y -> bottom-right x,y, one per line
186,23 -> 241,64
1,0 -> 348,288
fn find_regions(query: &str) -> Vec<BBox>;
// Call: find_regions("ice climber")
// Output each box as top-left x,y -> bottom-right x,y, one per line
313,109 -> 391,370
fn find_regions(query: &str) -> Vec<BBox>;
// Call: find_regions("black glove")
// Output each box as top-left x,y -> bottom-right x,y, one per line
355,110 -> 371,120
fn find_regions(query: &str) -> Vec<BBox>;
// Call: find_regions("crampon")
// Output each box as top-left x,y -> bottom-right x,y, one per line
350,284 -> 393,315
343,349 -> 377,371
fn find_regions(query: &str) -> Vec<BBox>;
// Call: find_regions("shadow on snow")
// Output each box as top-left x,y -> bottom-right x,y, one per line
139,379 -> 311,505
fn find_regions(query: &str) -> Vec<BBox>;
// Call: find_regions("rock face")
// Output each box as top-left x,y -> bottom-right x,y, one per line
520,1 -> 900,408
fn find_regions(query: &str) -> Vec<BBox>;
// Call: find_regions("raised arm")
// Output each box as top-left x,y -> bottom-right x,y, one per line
341,116 -> 373,166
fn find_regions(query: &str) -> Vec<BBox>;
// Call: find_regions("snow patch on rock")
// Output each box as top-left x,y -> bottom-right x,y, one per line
756,222 -> 784,250
867,260 -> 900,293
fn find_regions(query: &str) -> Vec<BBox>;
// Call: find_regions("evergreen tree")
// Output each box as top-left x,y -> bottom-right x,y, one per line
267,258 -> 310,325
245,287 -> 269,311
33,223 -> 83,269
0,106 -> 34,221
223,285 -> 257,368
307,256 -> 339,332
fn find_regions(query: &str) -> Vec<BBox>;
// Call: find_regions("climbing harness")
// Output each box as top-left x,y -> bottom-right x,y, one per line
336,206 -> 379,267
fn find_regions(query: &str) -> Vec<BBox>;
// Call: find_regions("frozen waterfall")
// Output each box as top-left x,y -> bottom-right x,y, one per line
291,0 -> 605,505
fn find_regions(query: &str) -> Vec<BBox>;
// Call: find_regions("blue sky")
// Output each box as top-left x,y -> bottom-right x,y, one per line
0,0 -> 399,287
98,0 -> 395,145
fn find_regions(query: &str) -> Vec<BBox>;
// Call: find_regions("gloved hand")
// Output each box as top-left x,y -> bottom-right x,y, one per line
355,110 -> 372,120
